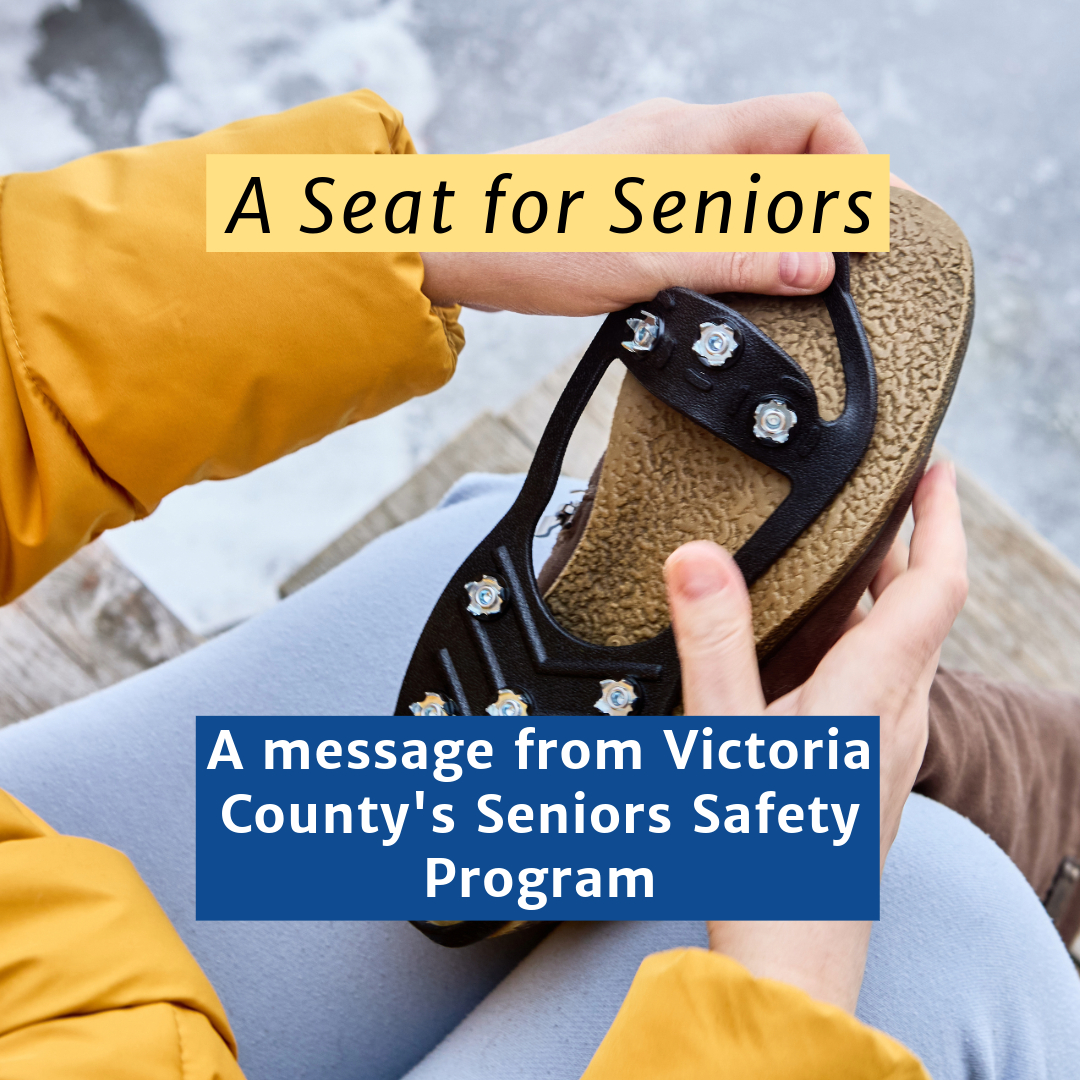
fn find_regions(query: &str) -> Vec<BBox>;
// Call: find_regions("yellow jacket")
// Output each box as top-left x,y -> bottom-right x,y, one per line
0,789 -> 242,1080
0,91 -> 928,1078
0,90 -> 461,602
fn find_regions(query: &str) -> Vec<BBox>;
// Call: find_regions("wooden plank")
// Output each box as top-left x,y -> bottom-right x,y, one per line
940,463 -> 1080,693
0,541 -> 201,728
0,608 -> 102,721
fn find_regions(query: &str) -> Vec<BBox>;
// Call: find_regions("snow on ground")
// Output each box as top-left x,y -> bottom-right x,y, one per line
0,3 -> 92,171
2,0 -> 1079,632
135,0 -> 438,149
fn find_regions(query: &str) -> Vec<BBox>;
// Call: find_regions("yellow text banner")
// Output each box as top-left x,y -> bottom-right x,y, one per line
207,154 -> 890,253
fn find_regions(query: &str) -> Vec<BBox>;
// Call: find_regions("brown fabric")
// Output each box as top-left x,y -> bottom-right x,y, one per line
921,669 -> 1080,944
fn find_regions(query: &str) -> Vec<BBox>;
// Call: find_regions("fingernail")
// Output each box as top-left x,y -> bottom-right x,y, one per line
778,251 -> 827,290
946,459 -> 957,487
672,552 -> 730,601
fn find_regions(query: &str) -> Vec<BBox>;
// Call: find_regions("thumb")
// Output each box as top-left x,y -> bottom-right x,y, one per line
665,541 -> 766,716
657,250 -> 835,297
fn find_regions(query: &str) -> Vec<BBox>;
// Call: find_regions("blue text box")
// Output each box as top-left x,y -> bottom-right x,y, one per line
196,716 -> 879,921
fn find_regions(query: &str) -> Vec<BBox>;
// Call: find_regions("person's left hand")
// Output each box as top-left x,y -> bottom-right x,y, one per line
420,92 -> 867,315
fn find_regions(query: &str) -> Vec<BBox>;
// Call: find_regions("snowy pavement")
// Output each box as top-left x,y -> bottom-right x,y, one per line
2,0 -> 1078,633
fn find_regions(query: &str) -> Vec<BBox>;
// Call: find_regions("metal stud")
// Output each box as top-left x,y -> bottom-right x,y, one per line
409,692 -> 452,716
594,678 -> 638,716
486,689 -> 530,716
535,499 -> 580,538
622,311 -> 662,353
692,322 -> 739,367
465,575 -> 505,616
753,399 -> 797,443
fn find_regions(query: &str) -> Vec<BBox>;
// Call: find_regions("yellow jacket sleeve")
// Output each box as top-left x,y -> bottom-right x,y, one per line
0,789 -> 244,1079
0,90 -> 462,602
583,949 -> 930,1080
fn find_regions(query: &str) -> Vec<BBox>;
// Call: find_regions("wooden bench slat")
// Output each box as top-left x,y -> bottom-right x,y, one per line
1,542 -> 200,727
941,464 -> 1080,693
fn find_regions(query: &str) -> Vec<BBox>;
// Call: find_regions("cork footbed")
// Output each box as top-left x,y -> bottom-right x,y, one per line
543,188 -> 974,655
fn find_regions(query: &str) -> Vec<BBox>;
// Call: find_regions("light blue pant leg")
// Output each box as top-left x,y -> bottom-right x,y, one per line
2,474 -> 1078,1079
858,794 -> 1080,1079
0,474 -> 576,1080
401,795 -> 1080,1080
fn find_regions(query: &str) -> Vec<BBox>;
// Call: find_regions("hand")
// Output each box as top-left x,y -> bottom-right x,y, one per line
663,461 -> 968,1011
421,93 -> 867,315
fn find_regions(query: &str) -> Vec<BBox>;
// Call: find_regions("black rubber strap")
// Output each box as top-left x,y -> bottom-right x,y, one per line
394,254 -> 876,717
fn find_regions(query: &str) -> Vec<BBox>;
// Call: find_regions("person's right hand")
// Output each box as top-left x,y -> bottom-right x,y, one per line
421,92 -> 867,315
663,460 -> 968,1011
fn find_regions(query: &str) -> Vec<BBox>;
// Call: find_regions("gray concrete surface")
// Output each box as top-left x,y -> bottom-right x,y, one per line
3,0 -> 1078,628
